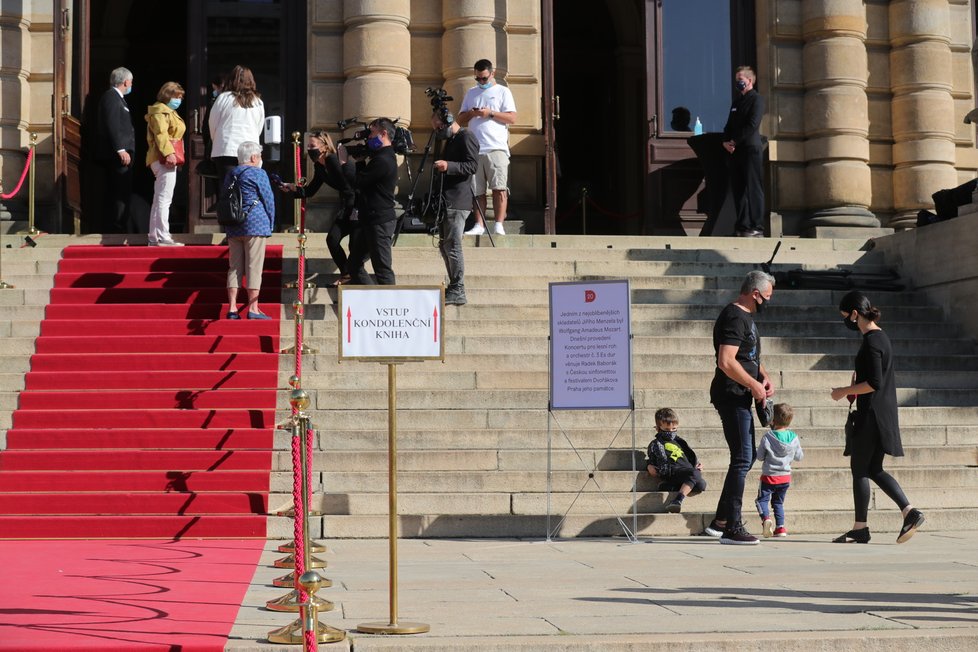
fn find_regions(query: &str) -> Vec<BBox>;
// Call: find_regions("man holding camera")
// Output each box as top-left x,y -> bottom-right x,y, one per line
458,59 -> 517,236
340,117 -> 399,285
431,109 -> 479,305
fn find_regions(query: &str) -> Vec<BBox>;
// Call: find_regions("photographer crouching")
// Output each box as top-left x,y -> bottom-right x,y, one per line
431,108 -> 479,306
340,117 -> 399,285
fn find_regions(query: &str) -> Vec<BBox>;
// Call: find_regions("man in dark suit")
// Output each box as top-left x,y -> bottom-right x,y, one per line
340,117 -> 399,285
722,66 -> 766,237
96,67 -> 136,233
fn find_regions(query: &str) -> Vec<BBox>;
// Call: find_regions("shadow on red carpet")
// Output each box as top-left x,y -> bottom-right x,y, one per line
0,539 -> 265,650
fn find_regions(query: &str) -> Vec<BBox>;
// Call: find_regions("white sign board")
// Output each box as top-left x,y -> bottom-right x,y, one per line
549,280 -> 632,410
338,286 -> 445,362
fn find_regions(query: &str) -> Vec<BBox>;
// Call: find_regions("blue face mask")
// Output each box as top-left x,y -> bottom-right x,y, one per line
367,135 -> 384,151
478,82 -> 492,90
124,84 -> 132,96
167,98 -> 182,110
212,89 -> 219,98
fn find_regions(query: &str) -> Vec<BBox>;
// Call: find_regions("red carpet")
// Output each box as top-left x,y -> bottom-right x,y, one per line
0,538 -> 265,650
0,245 -> 283,539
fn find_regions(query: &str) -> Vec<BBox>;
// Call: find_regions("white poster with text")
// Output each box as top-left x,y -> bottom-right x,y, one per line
338,286 -> 445,361
549,280 -> 632,410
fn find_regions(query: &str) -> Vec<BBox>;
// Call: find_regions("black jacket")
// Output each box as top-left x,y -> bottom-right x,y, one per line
437,128 -> 479,209
722,89 -> 764,149
346,146 -> 397,224
646,431 -> 698,479
96,88 -> 135,163
853,329 -> 904,457
299,154 -> 356,219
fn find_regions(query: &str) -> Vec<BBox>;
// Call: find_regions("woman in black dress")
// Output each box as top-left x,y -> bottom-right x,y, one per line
830,291 -> 924,544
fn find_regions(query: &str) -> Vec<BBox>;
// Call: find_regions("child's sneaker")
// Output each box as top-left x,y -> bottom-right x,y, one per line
762,518 -> 774,538
774,526 -> 788,537
665,496 -> 684,513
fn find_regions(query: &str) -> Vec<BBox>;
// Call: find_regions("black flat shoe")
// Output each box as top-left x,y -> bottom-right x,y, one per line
832,527 -> 870,543
896,509 -> 925,544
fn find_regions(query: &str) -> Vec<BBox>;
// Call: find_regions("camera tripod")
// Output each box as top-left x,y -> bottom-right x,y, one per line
760,240 -> 903,291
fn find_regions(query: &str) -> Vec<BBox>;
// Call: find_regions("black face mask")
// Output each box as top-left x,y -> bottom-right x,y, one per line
754,295 -> 768,314
842,315 -> 860,331
307,148 -> 321,160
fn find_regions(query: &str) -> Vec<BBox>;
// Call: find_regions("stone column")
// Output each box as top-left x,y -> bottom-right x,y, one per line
441,1 -> 501,110
342,0 -> 412,126
802,0 -> 879,235
889,0 -> 957,229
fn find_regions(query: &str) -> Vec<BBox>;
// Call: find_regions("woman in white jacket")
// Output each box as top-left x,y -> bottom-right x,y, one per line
209,65 -> 264,187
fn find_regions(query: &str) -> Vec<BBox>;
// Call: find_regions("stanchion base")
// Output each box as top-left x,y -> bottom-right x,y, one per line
273,570 -> 333,589
275,508 -> 324,518
265,588 -> 335,613
279,344 -> 319,354
274,553 -> 327,569
17,227 -> 45,236
267,619 -> 345,645
278,540 -> 327,553
0,281 -> 14,289
356,621 -> 430,635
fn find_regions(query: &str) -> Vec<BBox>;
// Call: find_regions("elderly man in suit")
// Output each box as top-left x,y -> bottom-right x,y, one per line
96,67 -> 136,234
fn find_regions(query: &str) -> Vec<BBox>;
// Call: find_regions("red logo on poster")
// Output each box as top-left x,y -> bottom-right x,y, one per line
584,290 -> 596,303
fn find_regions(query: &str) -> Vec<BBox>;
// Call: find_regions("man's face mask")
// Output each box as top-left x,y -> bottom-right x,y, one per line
367,135 -> 384,151
736,79 -> 748,91
754,292 -> 769,314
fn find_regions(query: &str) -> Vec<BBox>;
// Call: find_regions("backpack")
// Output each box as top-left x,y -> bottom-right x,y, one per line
216,169 -> 259,227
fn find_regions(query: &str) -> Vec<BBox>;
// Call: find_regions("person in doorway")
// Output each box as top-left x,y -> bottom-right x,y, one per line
722,66 -> 766,237
144,81 -> 186,246
431,109 -> 479,305
830,291 -> 924,544
458,59 -> 517,236
224,141 -> 276,320
210,65 -> 265,191
340,118 -> 399,285
95,67 -> 136,234
702,270 -> 776,545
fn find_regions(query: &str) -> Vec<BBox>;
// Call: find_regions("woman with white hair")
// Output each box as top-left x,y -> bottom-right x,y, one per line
224,141 -> 275,320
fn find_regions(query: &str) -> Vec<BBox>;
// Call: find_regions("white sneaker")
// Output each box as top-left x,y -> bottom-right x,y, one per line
464,224 -> 486,236
762,518 -> 774,538
493,222 -> 506,235
157,239 -> 184,247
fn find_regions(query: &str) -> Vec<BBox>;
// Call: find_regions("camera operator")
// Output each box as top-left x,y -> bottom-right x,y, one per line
431,109 -> 479,306
340,117 -> 398,285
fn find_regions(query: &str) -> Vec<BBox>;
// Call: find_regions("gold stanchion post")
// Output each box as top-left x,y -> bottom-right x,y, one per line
267,398 -> 332,614
268,570 -> 345,647
356,363 -> 430,635
22,133 -> 43,237
285,131 -> 302,233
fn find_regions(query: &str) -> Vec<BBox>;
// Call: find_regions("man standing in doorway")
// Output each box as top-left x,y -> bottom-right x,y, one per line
458,59 -> 517,236
703,270 -> 776,545
722,66 -> 765,237
96,67 -> 136,233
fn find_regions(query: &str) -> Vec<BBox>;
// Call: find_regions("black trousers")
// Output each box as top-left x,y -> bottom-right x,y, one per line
99,159 -> 133,234
730,145 -> 764,232
326,217 -> 355,275
348,220 -> 396,285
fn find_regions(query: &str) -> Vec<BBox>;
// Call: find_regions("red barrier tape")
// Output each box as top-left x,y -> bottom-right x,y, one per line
0,147 -> 33,200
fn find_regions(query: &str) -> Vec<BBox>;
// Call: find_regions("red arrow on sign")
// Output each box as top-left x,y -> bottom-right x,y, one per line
433,305 -> 439,342
346,307 -> 352,343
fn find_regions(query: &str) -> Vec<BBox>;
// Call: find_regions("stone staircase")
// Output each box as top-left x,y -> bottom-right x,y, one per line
1,232 -> 976,539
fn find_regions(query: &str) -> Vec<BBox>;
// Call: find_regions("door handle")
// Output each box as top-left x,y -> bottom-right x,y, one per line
553,95 -> 560,121
649,114 -> 657,140
193,109 -> 200,134
62,94 -> 70,117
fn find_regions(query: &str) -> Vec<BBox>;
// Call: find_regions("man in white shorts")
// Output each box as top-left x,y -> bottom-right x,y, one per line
458,59 -> 518,235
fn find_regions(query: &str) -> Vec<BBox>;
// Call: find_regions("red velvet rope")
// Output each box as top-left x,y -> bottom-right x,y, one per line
585,196 -> 641,221
0,147 -> 33,200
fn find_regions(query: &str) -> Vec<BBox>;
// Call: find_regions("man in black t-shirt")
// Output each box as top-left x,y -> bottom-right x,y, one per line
703,270 -> 776,545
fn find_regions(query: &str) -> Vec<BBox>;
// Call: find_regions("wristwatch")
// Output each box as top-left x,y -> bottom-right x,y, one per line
489,111 -> 495,119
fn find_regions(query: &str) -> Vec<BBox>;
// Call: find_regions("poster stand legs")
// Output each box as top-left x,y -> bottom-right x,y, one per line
545,407 -> 639,543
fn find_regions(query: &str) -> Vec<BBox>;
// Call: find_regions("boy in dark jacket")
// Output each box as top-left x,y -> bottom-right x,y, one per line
646,407 -> 707,513
755,403 -> 804,537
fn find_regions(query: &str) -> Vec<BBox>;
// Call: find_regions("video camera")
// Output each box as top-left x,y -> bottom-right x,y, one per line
426,87 -> 454,126
336,116 -> 416,159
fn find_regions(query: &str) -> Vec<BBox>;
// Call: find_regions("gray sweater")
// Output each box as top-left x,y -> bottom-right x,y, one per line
756,429 -> 804,477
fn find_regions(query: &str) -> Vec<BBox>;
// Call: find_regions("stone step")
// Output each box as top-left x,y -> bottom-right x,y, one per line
316,467 -> 978,494
300,507 -> 977,539
285,445 -> 976,473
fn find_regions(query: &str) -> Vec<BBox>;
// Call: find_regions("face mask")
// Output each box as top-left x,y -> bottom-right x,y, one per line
754,294 -> 767,314
842,314 -> 860,331
212,89 -> 220,98
478,82 -> 492,90
124,84 -> 133,96
736,79 -> 748,91
367,135 -> 383,151
307,148 -> 321,160
167,99 -> 182,110
435,126 -> 452,140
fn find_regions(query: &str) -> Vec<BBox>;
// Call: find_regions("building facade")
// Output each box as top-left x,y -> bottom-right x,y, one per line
1,0 -> 976,236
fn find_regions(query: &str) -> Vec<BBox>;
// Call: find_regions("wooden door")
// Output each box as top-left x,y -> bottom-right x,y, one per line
54,0 -> 87,233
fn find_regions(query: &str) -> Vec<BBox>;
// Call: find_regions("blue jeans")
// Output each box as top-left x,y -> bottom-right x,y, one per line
714,398 -> 757,526
756,481 -> 789,526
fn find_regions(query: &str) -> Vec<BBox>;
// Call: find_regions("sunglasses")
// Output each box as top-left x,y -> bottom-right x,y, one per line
475,75 -> 491,83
